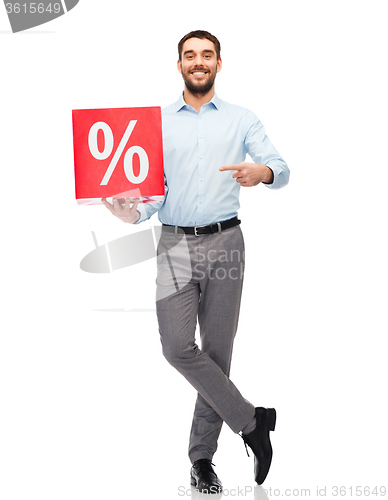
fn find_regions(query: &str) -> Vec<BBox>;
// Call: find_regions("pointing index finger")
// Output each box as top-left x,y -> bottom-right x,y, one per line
219,164 -> 242,171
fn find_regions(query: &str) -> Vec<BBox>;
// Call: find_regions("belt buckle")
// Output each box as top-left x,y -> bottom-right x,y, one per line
194,225 -> 205,236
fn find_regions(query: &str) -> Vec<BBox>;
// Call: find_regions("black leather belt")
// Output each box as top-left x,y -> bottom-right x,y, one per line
162,216 -> 241,236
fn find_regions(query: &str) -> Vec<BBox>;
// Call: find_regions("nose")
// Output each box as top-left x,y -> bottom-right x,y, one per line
193,54 -> 206,66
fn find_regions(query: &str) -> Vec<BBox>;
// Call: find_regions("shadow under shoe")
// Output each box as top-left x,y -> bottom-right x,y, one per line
190,459 -> 223,494
241,407 -> 276,485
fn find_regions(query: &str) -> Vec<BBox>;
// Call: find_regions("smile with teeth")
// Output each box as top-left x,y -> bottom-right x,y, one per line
191,70 -> 208,77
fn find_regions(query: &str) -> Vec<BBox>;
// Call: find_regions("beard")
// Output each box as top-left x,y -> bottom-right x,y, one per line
182,66 -> 217,97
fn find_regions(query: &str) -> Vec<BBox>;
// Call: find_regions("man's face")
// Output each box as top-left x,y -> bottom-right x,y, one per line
178,37 -> 222,96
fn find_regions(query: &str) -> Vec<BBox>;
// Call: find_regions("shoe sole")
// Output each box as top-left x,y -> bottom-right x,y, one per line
268,408 -> 276,431
255,407 -> 276,485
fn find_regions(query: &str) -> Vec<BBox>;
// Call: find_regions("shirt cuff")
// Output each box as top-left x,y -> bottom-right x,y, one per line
263,161 -> 290,190
133,203 -> 150,224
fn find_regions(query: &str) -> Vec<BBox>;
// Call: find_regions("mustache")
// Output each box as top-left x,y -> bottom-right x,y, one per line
190,67 -> 209,73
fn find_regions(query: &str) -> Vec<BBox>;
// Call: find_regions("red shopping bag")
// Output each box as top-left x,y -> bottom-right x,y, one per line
72,106 -> 164,205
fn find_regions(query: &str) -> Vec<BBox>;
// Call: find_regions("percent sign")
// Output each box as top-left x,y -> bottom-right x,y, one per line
88,120 -> 149,186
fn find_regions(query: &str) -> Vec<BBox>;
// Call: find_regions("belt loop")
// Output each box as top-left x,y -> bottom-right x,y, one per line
174,225 -> 178,236
217,222 -> 221,234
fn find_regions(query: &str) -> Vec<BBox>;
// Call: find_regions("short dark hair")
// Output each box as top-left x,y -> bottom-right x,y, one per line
178,30 -> 221,61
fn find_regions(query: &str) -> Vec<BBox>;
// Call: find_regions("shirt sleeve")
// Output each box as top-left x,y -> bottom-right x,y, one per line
243,111 -> 290,190
134,176 -> 168,224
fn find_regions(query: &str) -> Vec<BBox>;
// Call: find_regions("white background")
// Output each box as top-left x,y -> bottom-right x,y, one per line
1,1 -> 387,499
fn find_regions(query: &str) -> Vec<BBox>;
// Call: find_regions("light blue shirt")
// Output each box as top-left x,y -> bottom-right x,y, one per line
136,93 -> 289,226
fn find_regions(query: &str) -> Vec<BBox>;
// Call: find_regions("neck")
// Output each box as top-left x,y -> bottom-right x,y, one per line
183,86 -> 215,113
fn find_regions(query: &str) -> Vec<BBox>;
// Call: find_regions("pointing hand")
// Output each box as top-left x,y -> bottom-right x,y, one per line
219,162 -> 273,187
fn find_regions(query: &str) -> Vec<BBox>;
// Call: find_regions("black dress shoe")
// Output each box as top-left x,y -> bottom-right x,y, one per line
241,407 -> 276,485
190,458 -> 222,494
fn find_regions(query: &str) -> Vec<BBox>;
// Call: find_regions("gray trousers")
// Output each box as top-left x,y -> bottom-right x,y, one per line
156,224 -> 255,463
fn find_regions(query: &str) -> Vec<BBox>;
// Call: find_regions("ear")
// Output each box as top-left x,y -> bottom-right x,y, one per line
216,57 -> 222,73
177,59 -> 182,74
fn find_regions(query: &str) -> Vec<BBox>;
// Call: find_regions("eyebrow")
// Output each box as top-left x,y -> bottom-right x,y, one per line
183,49 -> 215,56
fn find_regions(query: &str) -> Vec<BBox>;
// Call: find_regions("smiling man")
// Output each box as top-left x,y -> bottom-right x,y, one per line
178,37 -> 220,104
102,30 -> 289,493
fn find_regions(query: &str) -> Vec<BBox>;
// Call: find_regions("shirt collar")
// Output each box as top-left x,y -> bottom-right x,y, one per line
175,91 -> 221,112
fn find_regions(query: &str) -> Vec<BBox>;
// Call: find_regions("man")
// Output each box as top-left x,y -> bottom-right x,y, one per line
102,30 -> 289,493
